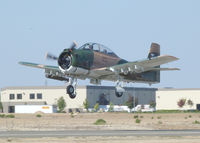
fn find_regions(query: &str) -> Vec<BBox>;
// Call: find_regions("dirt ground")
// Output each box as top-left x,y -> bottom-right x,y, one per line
1,112 -> 200,143
0,136 -> 200,143
1,136 -> 200,143
1,112 -> 200,131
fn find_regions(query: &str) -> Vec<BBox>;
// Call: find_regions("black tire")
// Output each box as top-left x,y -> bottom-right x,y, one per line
115,90 -> 123,97
69,93 -> 76,99
67,85 -> 74,95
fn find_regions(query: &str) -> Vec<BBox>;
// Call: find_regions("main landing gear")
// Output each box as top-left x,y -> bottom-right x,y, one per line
66,78 -> 126,99
66,78 -> 77,99
115,80 -> 125,98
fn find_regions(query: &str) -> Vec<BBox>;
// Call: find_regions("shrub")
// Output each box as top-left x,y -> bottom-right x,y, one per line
83,99 -> 89,112
140,116 -> 144,118
0,114 -> 15,118
94,119 -> 106,125
149,101 -> 156,108
126,96 -> 133,109
133,115 -> 138,119
94,103 -> 99,112
177,98 -> 186,108
135,118 -> 141,123
187,99 -> 194,107
6,114 -> 15,118
189,115 -> 192,118
36,114 -> 42,118
151,117 -> 154,119
193,120 -> 200,124
70,112 -> 74,118
0,102 -> 3,111
0,114 -> 5,118
108,102 -> 114,112
157,116 -> 161,119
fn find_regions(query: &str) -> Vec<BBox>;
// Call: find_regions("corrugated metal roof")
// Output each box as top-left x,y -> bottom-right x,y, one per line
1,85 -> 157,92
2,86 -> 199,92
158,88 -> 200,91
87,85 -> 157,91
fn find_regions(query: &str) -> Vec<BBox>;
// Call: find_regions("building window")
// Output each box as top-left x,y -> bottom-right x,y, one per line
37,93 -> 42,99
17,94 -> 22,99
9,94 -> 15,100
30,93 -> 35,99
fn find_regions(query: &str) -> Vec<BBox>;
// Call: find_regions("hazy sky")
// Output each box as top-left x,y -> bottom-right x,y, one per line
0,0 -> 199,89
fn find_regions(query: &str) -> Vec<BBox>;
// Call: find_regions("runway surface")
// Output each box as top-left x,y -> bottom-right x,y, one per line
1,130 -> 200,137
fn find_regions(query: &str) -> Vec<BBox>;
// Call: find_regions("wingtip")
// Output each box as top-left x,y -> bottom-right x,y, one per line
18,61 -> 23,65
161,55 -> 179,61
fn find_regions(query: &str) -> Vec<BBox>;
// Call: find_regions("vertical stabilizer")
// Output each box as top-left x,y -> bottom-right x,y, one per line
148,43 -> 160,59
148,43 -> 160,83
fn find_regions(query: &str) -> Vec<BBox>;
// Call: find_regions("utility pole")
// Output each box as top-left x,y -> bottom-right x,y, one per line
133,90 -> 135,113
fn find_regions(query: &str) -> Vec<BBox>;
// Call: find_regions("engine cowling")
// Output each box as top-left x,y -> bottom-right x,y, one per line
58,52 -> 72,71
58,51 -> 89,75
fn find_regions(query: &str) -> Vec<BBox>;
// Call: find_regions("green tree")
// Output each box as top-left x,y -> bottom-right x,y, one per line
108,102 -> 114,112
0,102 -> 3,112
94,103 -> 99,112
57,96 -> 66,113
83,99 -> 89,112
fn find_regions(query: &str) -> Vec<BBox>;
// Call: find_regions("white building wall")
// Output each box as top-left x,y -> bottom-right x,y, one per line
156,89 -> 200,110
0,86 -> 87,111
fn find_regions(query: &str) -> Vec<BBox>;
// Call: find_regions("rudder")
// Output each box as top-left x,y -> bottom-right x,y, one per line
148,43 -> 160,59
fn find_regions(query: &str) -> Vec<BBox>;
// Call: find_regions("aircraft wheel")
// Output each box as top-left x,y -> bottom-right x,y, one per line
67,85 -> 74,95
69,93 -> 76,99
115,90 -> 123,98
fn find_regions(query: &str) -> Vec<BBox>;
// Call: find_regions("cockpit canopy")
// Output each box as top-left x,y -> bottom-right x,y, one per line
79,43 -> 118,58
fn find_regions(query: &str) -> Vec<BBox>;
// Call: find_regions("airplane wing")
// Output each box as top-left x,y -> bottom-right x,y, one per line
108,55 -> 179,74
19,62 -> 59,70
90,55 -> 179,79
19,62 -> 69,81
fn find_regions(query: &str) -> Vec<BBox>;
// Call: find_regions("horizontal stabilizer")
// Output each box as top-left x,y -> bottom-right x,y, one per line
150,67 -> 180,71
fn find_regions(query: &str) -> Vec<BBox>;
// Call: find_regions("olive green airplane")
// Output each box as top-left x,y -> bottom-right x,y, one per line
19,42 -> 179,99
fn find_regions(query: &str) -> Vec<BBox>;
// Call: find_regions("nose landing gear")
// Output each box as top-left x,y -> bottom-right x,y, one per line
66,78 -> 77,99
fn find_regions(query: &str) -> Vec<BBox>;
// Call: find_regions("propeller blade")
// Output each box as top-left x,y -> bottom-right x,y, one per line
69,41 -> 78,49
45,52 -> 58,60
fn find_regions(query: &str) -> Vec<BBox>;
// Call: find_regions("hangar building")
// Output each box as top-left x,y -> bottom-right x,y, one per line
0,86 -> 156,113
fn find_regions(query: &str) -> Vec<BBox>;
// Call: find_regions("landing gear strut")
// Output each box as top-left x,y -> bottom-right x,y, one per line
66,78 -> 77,99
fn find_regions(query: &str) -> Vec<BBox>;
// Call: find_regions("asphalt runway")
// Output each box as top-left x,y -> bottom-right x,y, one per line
1,130 -> 200,137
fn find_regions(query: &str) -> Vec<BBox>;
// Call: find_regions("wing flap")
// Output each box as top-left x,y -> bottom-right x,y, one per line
90,67 -> 114,77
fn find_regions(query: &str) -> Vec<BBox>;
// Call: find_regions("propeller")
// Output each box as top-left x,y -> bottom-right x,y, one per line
45,41 -> 78,61
69,41 -> 78,49
45,52 -> 58,61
